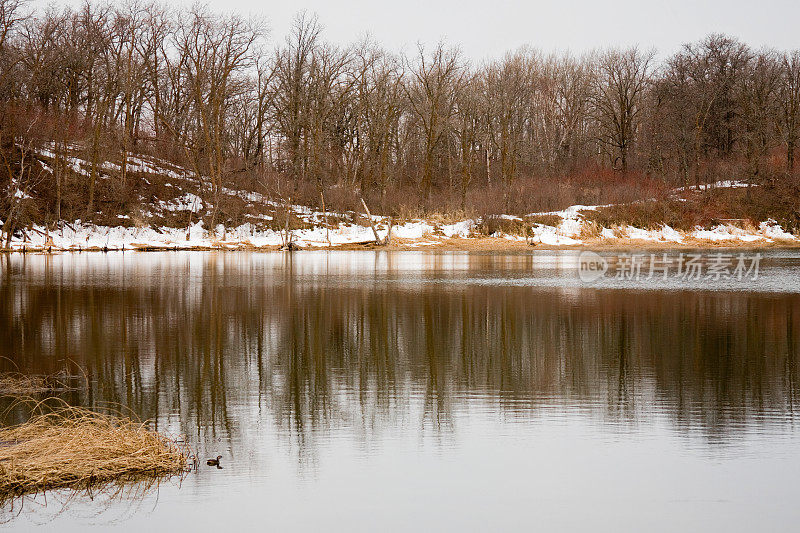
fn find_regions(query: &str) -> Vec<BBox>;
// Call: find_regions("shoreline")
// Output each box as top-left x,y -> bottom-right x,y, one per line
3,236 -> 800,254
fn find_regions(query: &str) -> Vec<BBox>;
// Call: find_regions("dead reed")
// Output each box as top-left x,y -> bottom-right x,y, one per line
0,402 -> 193,503
0,372 -> 79,396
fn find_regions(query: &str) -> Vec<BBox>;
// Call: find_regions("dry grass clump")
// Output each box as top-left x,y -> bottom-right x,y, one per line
424,210 -> 473,226
0,403 -> 192,503
476,215 -> 526,236
0,372 -> 78,396
579,220 -> 603,240
525,214 -> 563,227
583,199 -> 697,231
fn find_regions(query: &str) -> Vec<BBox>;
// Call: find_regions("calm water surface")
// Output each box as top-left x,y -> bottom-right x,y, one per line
1,250 -> 800,532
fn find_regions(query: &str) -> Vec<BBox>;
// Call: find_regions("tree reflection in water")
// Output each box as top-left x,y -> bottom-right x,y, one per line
1,252 -> 799,463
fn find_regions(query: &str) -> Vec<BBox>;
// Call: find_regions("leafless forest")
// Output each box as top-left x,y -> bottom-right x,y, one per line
1,0 -> 799,236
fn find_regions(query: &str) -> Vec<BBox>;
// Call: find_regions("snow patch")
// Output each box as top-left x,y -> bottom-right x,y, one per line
760,219 -> 796,241
623,225 -> 684,242
441,219 -> 475,238
692,225 -> 765,242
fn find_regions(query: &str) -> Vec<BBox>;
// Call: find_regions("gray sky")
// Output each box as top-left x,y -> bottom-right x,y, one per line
45,0 -> 800,61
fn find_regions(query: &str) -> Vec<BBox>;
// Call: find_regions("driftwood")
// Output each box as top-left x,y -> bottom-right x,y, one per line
360,198 -> 392,245
61,221 -> 77,234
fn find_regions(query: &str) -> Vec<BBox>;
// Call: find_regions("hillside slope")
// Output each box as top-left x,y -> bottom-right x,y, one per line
2,147 -> 799,251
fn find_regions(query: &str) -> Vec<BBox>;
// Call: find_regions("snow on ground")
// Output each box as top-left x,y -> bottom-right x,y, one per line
529,225 -> 581,246
6,220 -> 425,250
5,207 -> 795,251
441,220 -> 475,238
674,180 -> 749,192
692,226 -> 764,242
622,225 -> 685,243
4,195 -> 797,251
391,221 -> 434,239
159,193 -> 204,213
760,219 -> 796,241
523,202 -> 796,245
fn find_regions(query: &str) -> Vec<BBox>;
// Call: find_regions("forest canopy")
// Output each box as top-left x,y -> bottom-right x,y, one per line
0,0 -> 798,234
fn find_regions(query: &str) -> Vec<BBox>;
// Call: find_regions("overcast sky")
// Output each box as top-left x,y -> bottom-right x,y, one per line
44,0 -> 800,61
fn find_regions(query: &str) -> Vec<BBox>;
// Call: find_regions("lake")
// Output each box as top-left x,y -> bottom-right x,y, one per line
1,250 -> 799,532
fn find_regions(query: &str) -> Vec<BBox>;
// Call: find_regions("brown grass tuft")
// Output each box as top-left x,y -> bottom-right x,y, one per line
476,216 -> 526,236
579,220 -> 603,240
0,402 -> 193,503
525,214 -> 563,227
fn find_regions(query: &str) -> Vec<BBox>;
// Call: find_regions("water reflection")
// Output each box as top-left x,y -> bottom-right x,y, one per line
1,251 -> 798,460
1,477 -> 188,527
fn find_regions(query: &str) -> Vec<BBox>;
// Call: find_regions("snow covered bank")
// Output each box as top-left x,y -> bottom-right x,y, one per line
2,219 -> 439,251
2,202 -> 796,252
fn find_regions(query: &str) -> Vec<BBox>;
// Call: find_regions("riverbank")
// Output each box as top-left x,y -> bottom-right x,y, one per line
4,148 -> 798,254
2,220 -> 798,253
4,175 -> 799,253
4,237 -> 800,253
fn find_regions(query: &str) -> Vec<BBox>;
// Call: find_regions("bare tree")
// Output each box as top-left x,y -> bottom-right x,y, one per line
0,0 -> 26,99
778,51 -> 800,172
350,39 -> 403,201
404,42 -> 465,198
453,72 -> 481,210
738,50 -> 781,181
173,6 -> 263,229
593,47 -> 654,172
483,50 -> 532,207
272,12 -> 321,184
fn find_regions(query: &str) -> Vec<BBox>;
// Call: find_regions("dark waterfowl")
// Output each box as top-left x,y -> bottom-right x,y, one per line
207,455 -> 222,467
